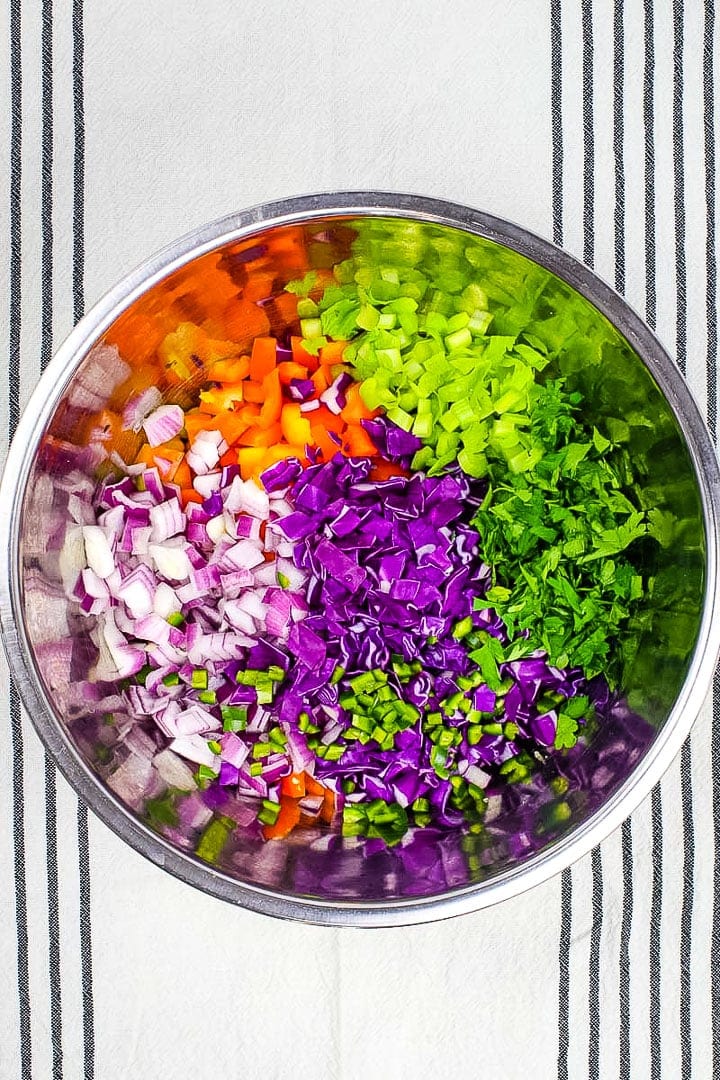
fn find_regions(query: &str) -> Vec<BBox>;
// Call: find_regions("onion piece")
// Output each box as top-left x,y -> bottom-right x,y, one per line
82,525 -> 116,579
142,404 -> 185,447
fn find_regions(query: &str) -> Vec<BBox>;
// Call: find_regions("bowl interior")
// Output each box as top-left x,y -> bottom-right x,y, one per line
15,213 -> 706,907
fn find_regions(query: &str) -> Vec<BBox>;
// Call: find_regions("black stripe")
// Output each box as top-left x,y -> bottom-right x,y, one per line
9,2 -> 32,1077
618,819 -> 633,1080
679,740 -> 694,1078
706,4 -> 719,1073
673,0 -> 687,377
10,691 -> 31,1080
550,0 -> 563,247
712,665 -> 720,1075
704,0 -> 717,446
73,0 -> 85,325
581,4 -> 604,1073
649,784 -> 663,1080
588,847 -> 603,1080
9,0 -> 21,438
644,0 -> 657,329
45,757 -> 63,1080
644,4 -> 662,1068
78,805 -> 95,1079
41,3 -> 63,1075
613,9 -> 633,1075
73,3 -> 95,1076
551,5 -> 571,1076
582,0 -> 594,269
672,6 -> 694,1075
558,869 -> 571,1080
41,0 -> 54,374
613,0 -> 625,295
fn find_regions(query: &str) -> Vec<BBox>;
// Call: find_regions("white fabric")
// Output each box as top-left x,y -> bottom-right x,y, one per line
0,2 -> 716,1077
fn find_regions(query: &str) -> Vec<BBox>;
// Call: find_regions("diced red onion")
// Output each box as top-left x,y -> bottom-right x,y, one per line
123,386 -> 162,432
142,404 -> 185,447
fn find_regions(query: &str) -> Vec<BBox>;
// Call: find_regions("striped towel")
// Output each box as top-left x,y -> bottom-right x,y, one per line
0,2 -> 717,1077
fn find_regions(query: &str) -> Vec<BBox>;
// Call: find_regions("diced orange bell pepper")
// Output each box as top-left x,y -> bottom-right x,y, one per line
243,269 -> 277,302
369,459 -> 408,482
236,422 -> 282,449
239,404 -> 261,425
341,383 -> 378,425
158,322 -> 241,382
310,424 -> 341,462
207,356 -> 250,383
183,408 -> 211,442
304,774 -> 324,797
262,796 -> 301,841
219,447 -> 238,468
242,381 -> 266,404
280,773 -> 306,799
318,340 -> 347,365
342,425 -> 378,458
249,336 -> 278,383
280,403 -> 312,446
311,368 -> 330,395
213,412 -> 250,448
260,443 -> 306,467
172,459 -> 192,490
319,787 -> 336,825
312,405 -> 345,434
237,447 -> 268,479
222,298 -> 271,345
258,369 -> 282,429
199,385 -> 244,413
270,291 -> 299,328
291,336 -> 319,372
277,361 -> 309,384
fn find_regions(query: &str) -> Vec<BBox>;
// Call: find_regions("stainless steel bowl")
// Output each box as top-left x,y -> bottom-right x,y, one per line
2,192 -> 719,925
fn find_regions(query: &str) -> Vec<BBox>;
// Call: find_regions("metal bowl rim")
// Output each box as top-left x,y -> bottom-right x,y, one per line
1,190 -> 718,927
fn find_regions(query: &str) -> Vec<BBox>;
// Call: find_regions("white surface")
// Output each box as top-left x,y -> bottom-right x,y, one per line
0,1 -> 716,1077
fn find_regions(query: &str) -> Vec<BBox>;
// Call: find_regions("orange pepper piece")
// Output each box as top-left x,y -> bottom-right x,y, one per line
222,298 -> 271,345
319,787 -> 336,825
341,383 -> 378,425
207,356 -> 250,383
342,425 -> 378,458
311,368 -> 330,395
369,459 -> 408,482
318,340 -> 347,365
257,369 -> 282,429
242,381 -> 266,404
249,336 -> 278,382
236,422 -> 282,449
312,404 -> 345,434
243,269 -> 277,303
270,291 -> 299,328
310,424 -> 341,462
198,385 -> 244,413
304,774 -> 324,797
290,335 -> 319,372
213,412 -> 250,448
262,796 -> 301,841
280,403 -> 312,446
277,361 -> 309,384
280,773 -> 306,799
237,447 -> 268,479
172,459 -> 192,490
258,443 -> 306,468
